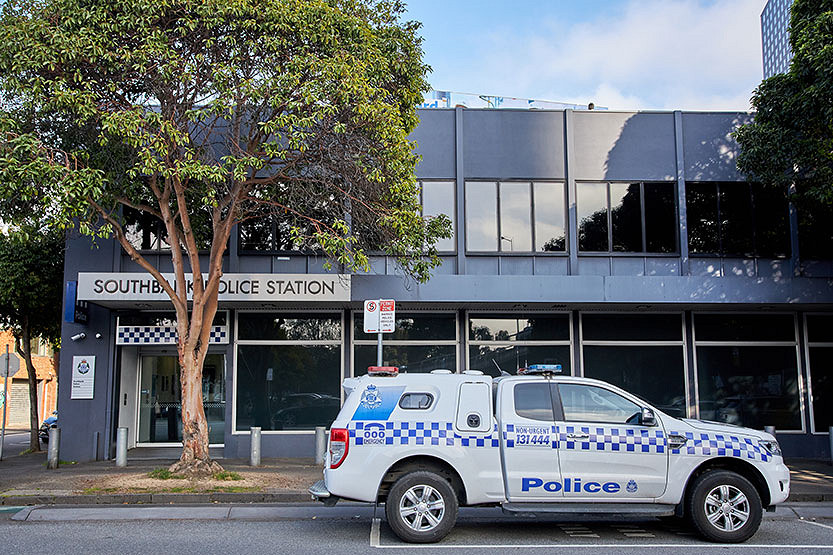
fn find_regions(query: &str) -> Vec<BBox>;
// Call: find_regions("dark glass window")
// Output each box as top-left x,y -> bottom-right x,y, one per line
238,313 -> 341,341
119,312 -> 227,327
238,218 -> 304,252
422,181 -> 456,252
469,345 -> 571,377
235,344 -> 341,431
583,346 -> 686,418
354,344 -> 456,374
694,314 -> 795,342
558,384 -> 641,424
534,182 -> 566,252
798,203 -> 833,260
514,383 -> 555,421
611,183 -> 642,252
686,182 -> 719,254
399,393 -> 434,410
686,182 -> 790,257
807,315 -> 833,343
354,313 -> 456,341
578,182 -> 609,251
469,315 -> 570,342
720,184 -> 755,255
581,314 -> 682,341
124,207 -> 170,251
465,181 -> 498,251
809,347 -> 833,431
578,182 -> 677,253
696,346 -> 801,430
644,183 -> 677,253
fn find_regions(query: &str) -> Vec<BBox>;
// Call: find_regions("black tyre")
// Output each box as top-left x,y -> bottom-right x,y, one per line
686,470 -> 762,543
385,471 -> 458,543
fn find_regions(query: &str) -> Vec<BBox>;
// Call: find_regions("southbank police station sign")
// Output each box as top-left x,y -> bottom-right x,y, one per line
77,273 -> 351,303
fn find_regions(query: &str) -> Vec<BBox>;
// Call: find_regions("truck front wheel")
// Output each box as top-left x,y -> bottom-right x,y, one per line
385,471 -> 458,543
687,470 -> 763,543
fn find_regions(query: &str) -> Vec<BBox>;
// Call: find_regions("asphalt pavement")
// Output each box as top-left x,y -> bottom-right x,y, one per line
0,430 -> 34,459
1,502 -> 832,554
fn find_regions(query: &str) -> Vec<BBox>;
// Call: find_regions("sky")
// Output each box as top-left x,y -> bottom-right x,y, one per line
405,0 -> 768,111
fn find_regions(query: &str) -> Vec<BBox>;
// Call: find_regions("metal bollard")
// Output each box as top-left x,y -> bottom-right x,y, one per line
829,427 -> 833,466
250,427 -> 261,467
47,427 -> 60,469
314,426 -> 327,465
115,427 -> 128,467
91,431 -> 100,462
764,425 -> 776,437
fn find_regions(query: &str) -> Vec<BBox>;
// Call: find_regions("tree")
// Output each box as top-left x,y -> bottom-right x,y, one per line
0,228 -> 65,452
0,0 -> 448,474
735,0 -> 833,209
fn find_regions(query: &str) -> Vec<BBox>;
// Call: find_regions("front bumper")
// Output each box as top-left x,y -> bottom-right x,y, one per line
768,462 -> 790,505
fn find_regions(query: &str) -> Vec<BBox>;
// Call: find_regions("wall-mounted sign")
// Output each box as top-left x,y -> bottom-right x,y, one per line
71,355 -> 95,400
77,273 -> 351,303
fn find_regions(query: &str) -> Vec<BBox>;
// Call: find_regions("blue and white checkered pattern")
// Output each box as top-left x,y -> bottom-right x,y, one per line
668,431 -> 770,462
116,325 -> 228,345
349,421 -> 499,448
558,425 -> 666,454
346,421 -> 771,463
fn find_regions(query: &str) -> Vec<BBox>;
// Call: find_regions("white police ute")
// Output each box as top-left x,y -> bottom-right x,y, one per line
309,365 -> 790,544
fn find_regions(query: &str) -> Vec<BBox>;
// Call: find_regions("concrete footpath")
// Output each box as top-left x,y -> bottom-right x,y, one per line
1,450 -> 832,506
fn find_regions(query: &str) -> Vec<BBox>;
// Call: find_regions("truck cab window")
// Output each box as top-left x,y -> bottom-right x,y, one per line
514,383 -> 554,421
558,384 -> 641,424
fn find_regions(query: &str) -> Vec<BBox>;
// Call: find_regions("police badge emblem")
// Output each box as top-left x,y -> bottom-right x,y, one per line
360,384 -> 382,410
626,480 -> 638,493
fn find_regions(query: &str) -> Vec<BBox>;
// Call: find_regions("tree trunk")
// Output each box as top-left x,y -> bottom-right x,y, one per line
168,342 -> 222,477
18,324 -> 40,452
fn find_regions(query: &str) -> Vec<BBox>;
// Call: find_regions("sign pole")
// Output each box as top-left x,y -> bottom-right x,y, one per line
0,344 -> 9,461
377,330 -> 383,367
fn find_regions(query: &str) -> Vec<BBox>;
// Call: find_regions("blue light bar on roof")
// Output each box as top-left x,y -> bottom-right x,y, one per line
528,364 -> 562,372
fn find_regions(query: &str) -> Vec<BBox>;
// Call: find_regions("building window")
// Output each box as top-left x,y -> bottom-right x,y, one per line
468,313 -> 571,377
806,314 -> 833,433
576,182 -> 677,253
580,313 -> 687,418
693,313 -> 802,431
235,313 -> 342,431
686,182 -> 790,257
798,204 -> 833,260
124,207 -> 213,252
421,181 -> 456,252
464,182 -> 566,253
353,312 -> 457,374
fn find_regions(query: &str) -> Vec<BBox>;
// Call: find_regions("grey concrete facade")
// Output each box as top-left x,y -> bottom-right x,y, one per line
58,108 -> 833,463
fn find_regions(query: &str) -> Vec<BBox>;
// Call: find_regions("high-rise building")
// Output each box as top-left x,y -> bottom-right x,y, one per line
761,0 -> 794,78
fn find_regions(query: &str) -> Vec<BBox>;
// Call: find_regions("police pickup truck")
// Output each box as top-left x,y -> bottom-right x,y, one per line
309,365 -> 789,544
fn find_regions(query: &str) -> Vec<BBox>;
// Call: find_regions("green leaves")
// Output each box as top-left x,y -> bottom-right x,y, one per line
735,0 -> 833,209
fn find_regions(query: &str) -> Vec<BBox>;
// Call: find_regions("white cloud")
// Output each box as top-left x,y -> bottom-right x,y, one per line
430,0 -> 766,110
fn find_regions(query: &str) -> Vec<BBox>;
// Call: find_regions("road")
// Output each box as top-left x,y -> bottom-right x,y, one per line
1,503 -> 832,554
0,430 -> 34,458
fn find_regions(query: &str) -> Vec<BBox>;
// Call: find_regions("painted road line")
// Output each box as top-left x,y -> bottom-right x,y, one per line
800,520 -> 833,532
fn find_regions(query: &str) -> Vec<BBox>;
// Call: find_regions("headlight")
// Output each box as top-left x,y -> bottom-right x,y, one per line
759,439 -> 782,457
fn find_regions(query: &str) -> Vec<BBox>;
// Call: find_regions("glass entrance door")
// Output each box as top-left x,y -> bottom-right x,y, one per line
138,354 -> 225,444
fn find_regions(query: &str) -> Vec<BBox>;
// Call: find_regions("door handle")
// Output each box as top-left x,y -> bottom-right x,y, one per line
566,433 -> 589,440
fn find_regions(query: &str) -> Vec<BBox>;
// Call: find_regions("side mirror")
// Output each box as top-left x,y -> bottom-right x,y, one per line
640,407 -> 656,427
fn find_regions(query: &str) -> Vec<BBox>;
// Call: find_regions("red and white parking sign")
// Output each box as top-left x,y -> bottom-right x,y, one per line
363,299 -> 395,333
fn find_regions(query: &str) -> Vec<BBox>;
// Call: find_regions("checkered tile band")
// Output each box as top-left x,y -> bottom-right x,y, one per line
116,325 -> 228,345
347,421 -> 771,462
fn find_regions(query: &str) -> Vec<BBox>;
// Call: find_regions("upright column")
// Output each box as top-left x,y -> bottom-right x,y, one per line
673,111 -> 690,276
565,110 -> 578,275
455,107 -> 466,275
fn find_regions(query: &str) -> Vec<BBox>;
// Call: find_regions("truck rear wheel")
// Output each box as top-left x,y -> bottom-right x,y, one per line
687,470 -> 762,543
385,471 -> 458,543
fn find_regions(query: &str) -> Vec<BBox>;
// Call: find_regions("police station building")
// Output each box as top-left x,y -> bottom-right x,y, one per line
58,108 -> 833,462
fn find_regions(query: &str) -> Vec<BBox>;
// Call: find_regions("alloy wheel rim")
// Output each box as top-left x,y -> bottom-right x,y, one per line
399,485 -> 445,532
704,484 -> 750,532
